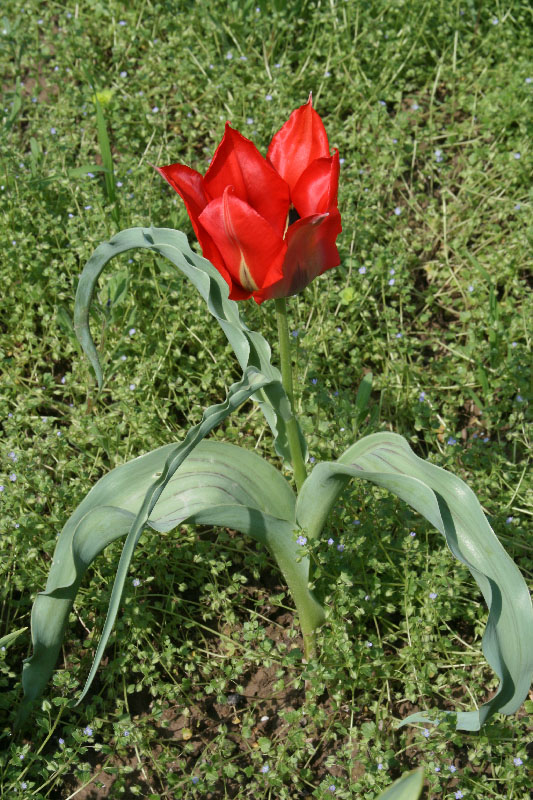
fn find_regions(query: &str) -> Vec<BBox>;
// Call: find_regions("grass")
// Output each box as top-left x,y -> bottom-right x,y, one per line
1,0 -> 532,797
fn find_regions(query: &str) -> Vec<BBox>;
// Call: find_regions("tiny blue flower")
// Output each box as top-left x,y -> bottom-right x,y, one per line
492,17 -> 498,25
84,205 -> 92,210
468,285 -> 474,292
311,378 -> 318,385
68,212 -> 74,218
394,207 -> 402,215
411,102 -> 419,110
19,754 -> 24,760
339,157 -> 345,165
225,52 -> 233,59
328,786 -> 336,793
260,764 -> 269,773
8,451 -> 17,461
483,437 -> 489,442
51,127 -> 57,134
447,437 -> 457,445
129,328 -> 136,336
192,776 -> 199,784
129,383 -> 136,391
124,730 -> 130,736
419,392 -> 426,401
377,762 -> 383,770
423,728 -> 430,737
516,394 -> 523,403
366,641 -> 373,648
9,473 -> 16,482
116,181 -> 123,187
21,782 -> 27,789
514,152 -> 521,159
83,726 -> 93,737
506,516 -> 514,524
119,20 -> 127,25
246,117 -> 254,125
429,592 -> 438,599
265,94 -> 273,101
379,100 -> 386,107
324,70 -> 331,77
449,765 -> 457,773
296,535 -> 307,546
337,544 -> 345,552
240,55 -> 247,61
353,519 -> 360,525
389,268 -> 395,275
393,137 -> 398,143
328,538 -> 334,545
132,578 -> 141,587
152,106 -> 159,113
121,355 -> 127,361
388,278 -> 395,286
513,756 -> 523,766
455,792 -> 463,799
410,531 -> 416,537
526,77 -> 532,84
309,456 -> 316,463
434,148 -> 443,162
395,333 -> 402,339
514,203 -> 521,210
434,766 -> 440,772
358,266 -> 366,274
120,70 -> 127,77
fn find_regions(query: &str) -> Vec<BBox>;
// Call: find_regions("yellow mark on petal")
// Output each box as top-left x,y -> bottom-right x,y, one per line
222,188 -> 259,293
239,254 -> 259,292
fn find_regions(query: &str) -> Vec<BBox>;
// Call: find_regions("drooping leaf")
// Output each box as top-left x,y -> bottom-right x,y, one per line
18,368 -> 323,726
73,226 -> 306,465
296,432 -> 533,731
376,768 -> 424,800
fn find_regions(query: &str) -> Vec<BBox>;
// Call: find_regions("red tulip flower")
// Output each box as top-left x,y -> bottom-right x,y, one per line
157,97 -> 341,303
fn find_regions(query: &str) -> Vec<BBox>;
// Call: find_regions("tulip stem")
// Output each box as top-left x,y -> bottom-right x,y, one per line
274,297 -> 307,492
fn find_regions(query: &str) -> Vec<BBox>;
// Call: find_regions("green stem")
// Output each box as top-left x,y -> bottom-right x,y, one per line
274,297 -> 307,491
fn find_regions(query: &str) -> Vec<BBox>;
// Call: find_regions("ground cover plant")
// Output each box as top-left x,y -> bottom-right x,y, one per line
1,1 -> 532,798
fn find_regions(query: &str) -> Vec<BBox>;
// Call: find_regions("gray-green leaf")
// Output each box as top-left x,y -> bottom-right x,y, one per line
73,226 -> 306,464
296,432 -> 533,731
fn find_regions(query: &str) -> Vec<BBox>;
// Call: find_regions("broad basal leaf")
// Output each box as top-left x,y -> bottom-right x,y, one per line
296,432 -> 533,731
376,768 -> 424,800
18,368 -> 323,726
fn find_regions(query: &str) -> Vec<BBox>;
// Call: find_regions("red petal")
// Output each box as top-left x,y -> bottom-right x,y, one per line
256,210 -> 342,302
156,163 -> 208,240
156,162 -> 245,299
204,124 -> 290,237
199,187 -> 287,298
292,150 -> 340,218
267,96 -> 331,195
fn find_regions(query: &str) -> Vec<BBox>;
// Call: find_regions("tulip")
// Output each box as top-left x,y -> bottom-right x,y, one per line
157,97 -> 341,303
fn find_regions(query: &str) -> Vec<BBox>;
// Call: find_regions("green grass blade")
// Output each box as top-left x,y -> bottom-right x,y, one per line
0,628 -> 28,649
376,768 -> 424,800
93,93 -> 118,216
73,225 -> 306,464
296,432 -> 533,731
